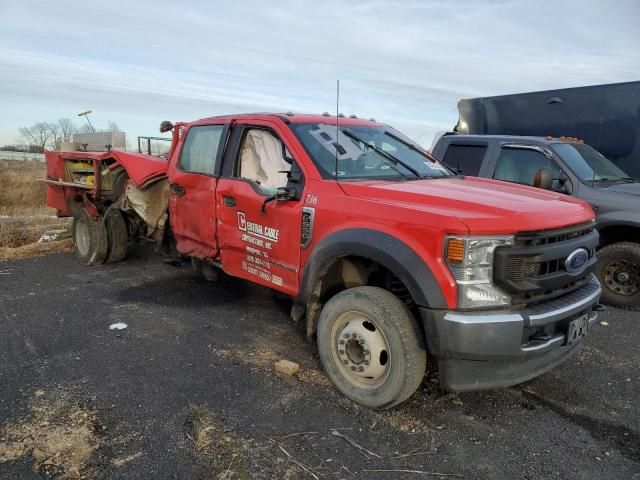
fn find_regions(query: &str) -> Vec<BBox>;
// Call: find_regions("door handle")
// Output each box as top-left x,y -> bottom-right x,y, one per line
222,196 -> 236,207
170,183 -> 186,197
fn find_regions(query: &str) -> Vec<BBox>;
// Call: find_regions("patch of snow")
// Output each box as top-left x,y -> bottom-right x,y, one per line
109,322 -> 128,330
37,233 -> 59,244
36,229 -> 68,244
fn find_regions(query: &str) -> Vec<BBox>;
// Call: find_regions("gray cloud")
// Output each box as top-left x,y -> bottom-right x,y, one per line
0,0 -> 638,145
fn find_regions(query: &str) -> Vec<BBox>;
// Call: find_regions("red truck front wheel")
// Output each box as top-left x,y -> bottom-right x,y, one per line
317,286 -> 426,409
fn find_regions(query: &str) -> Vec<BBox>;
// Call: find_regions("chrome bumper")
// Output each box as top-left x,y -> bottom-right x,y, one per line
420,275 -> 602,391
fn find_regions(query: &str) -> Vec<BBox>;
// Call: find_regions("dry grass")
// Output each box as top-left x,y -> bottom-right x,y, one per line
0,160 -> 71,257
185,405 -> 252,480
0,238 -> 73,262
0,390 -> 101,479
0,160 -> 47,208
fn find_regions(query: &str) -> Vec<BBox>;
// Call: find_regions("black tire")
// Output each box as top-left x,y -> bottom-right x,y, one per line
105,209 -> 128,263
108,169 -> 129,202
72,208 -> 108,266
597,242 -> 640,309
317,286 -> 426,409
191,257 -> 218,281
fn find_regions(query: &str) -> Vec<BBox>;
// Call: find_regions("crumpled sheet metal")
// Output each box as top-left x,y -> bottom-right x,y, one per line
124,179 -> 170,233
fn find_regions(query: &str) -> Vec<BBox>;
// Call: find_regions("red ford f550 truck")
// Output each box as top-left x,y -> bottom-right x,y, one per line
44,113 -> 602,408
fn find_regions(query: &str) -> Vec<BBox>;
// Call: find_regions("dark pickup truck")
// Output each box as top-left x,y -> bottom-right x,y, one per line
433,134 -> 640,309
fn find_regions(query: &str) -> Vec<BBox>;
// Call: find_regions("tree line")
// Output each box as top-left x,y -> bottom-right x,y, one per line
4,119 -> 121,153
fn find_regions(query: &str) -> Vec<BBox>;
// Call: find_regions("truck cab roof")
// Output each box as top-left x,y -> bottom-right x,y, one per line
440,133 -> 575,146
189,112 -> 384,128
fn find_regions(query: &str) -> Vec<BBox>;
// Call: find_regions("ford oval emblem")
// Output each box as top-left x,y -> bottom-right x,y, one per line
565,248 -> 589,274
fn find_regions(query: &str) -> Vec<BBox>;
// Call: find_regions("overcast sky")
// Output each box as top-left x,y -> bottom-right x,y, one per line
0,0 -> 638,148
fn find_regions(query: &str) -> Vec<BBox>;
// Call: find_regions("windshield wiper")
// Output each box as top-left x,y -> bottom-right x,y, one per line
339,128 -> 421,178
384,131 -> 458,176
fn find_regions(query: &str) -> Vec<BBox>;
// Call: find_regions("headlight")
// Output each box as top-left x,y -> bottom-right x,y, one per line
445,235 -> 513,309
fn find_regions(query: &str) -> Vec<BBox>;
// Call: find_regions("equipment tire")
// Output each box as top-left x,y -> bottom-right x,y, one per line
72,208 -> 108,265
105,209 -> 128,263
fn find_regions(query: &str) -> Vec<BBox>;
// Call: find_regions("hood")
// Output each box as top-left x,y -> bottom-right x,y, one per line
340,176 -> 595,234
598,182 -> 640,197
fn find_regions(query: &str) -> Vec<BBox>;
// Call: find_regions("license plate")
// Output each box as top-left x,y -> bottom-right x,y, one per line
567,315 -> 589,345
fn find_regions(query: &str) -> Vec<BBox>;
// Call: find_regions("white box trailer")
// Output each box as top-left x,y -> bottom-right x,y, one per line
72,132 -> 126,152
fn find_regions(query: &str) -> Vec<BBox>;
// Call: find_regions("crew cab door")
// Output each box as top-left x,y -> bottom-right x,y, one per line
215,120 -> 305,296
490,145 -> 566,190
167,123 -> 228,259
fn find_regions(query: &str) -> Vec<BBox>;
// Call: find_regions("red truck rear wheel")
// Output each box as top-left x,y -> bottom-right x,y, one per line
317,286 -> 426,409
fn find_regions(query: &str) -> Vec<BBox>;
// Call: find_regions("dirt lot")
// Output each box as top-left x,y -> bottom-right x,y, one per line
0,252 -> 638,479
0,160 -> 72,261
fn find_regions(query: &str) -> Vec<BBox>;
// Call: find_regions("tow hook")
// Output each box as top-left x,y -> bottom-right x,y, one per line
592,304 -> 606,312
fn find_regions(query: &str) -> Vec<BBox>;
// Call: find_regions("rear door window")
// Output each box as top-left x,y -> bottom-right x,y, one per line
441,144 -> 487,176
179,125 -> 225,175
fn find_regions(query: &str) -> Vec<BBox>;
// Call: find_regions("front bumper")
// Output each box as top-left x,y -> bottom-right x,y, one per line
420,275 -> 601,392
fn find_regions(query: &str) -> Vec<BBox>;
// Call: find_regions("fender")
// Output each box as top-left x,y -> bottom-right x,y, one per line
596,211 -> 640,233
110,151 -> 168,187
298,228 -> 447,336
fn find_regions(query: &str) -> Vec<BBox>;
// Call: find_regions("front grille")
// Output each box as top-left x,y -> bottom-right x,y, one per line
508,247 -> 596,279
494,222 -> 599,306
506,257 -> 526,282
516,222 -> 595,247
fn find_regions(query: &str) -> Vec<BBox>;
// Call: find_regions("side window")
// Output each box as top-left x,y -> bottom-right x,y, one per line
238,129 -> 292,193
179,125 -> 224,175
441,144 -> 487,176
493,148 -> 562,186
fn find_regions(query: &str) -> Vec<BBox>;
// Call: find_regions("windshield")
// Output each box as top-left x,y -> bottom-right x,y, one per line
553,143 -> 631,183
291,123 -> 452,180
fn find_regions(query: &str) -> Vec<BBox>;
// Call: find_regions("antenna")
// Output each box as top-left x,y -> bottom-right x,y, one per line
335,79 -> 340,182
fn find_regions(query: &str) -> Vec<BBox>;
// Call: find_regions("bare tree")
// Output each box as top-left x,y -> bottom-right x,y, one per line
106,121 -> 121,132
19,122 -> 52,152
151,140 -> 170,158
57,118 -> 77,142
48,122 -> 62,149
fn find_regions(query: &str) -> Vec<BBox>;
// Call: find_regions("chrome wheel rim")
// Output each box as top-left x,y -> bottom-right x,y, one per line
330,311 -> 390,389
75,220 -> 90,256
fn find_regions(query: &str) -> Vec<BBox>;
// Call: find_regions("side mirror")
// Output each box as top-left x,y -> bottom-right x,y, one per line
560,176 -> 573,195
533,168 -> 553,190
159,121 -> 174,133
261,187 -> 296,214
276,186 -> 296,201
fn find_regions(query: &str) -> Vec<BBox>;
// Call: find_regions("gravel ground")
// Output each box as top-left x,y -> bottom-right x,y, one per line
0,252 -> 638,479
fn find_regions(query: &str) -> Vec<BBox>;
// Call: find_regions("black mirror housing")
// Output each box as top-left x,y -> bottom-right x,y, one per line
159,121 -> 174,133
